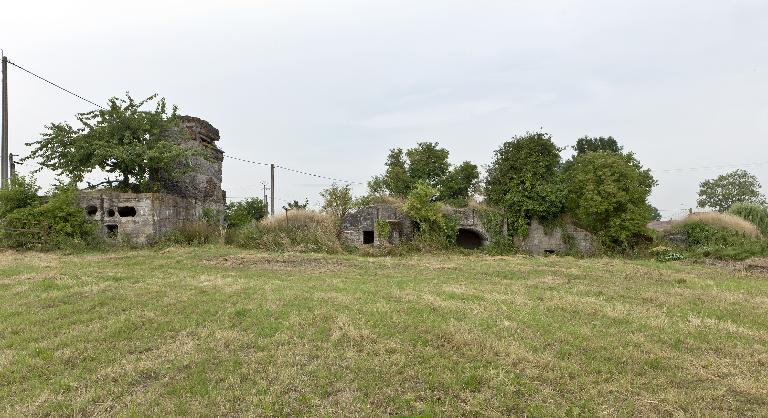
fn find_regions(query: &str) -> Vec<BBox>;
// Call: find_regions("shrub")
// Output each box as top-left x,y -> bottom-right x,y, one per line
728,203 -> 768,236
226,198 -> 267,229
666,215 -> 768,260
563,152 -> 656,251
0,175 -> 41,218
1,184 -> 96,250
403,181 -> 457,247
228,210 -> 343,253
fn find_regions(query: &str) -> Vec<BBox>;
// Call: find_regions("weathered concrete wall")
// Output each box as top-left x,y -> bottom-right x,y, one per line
78,191 -> 209,244
340,204 -> 595,254
515,218 -> 596,255
158,115 -> 226,222
341,204 -> 414,246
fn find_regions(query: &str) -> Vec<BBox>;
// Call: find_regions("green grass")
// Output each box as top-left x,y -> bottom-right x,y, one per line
1,246 -> 767,416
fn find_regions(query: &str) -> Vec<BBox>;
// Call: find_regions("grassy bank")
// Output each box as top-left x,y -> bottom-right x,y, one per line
1,246 -> 766,416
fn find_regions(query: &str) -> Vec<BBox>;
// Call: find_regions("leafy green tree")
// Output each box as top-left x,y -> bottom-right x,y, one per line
0,175 -> 41,218
697,169 -> 766,212
573,136 -> 623,156
226,198 -> 268,229
438,161 -> 479,206
484,132 -> 565,235
563,152 -> 656,249
320,183 -> 354,220
24,93 -> 197,192
371,142 -> 461,199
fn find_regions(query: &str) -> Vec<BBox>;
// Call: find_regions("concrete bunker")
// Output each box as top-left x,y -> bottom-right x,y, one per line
77,116 -> 226,245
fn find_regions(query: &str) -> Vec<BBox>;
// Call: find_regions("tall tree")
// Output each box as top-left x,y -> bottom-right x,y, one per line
484,132 -> 564,235
697,170 -> 766,212
563,152 -> 656,249
24,93 -> 196,192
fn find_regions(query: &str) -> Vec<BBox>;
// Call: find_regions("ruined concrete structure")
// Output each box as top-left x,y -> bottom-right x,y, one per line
341,204 -> 415,246
341,204 -> 596,254
79,116 -> 225,244
515,219 -> 595,255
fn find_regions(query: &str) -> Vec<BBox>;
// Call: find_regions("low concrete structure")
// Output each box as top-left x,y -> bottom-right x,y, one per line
514,219 -> 596,255
341,204 -> 596,254
78,191 -> 207,244
341,204 -> 414,245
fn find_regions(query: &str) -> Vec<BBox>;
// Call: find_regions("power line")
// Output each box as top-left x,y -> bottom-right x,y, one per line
273,164 -> 365,185
223,155 -> 270,167
225,154 -> 365,185
6,60 -> 104,109
658,160 -> 768,174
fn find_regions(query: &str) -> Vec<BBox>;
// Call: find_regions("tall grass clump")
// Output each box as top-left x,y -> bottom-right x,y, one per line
665,211 -> 767,260
227,210 -> 343,253
676,211 -> 760,238
728,203 -> 768,236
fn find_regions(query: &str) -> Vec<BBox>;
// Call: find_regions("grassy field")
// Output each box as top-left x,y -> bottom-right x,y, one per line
1,246 -> 767,416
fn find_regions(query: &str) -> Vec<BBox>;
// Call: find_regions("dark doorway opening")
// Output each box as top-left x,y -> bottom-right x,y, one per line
85,205 -> 98,216
117,206 -> 137,217
456,228 -> 484,249
105,224 -> 118,238
362,230 -> 375,244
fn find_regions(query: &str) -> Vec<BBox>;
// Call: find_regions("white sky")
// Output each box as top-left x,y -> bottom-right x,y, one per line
2,0 -> 767,219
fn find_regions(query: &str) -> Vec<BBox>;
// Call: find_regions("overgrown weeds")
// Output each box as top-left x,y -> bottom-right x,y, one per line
227,210 -> 343,253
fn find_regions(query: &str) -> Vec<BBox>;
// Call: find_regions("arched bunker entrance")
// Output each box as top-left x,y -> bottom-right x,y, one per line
456,228 -> 486,249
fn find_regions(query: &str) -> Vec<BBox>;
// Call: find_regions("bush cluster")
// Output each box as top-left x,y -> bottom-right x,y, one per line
660,212 -> 768,260
0,178 -> 97,250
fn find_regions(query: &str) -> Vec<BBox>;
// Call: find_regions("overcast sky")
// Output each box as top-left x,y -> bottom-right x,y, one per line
2,0 -> 767,218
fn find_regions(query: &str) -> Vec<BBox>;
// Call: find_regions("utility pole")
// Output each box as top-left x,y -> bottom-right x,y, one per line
261,181 -> 269,213
270,163 -> 275,216
8,153 -> 15,179
1,54 -> 8,189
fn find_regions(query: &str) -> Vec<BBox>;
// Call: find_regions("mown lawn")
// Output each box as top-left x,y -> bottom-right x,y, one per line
0,246 -> 766,416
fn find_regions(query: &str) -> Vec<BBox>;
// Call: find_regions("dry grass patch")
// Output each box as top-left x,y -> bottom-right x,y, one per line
676,211 -> 761,237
